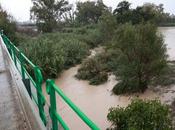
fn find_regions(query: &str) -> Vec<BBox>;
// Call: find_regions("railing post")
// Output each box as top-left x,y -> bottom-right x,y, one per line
34,66 -> 47,125
12,46 -> 17,66
46,79 -> 58,130
0,30 -> 3,35
19,52 -> 25,79
2,35 -> 12,56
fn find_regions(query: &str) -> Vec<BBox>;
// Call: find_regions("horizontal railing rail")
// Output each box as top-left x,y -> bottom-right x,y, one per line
0,31 -> 100,130
46,79 -> 100,130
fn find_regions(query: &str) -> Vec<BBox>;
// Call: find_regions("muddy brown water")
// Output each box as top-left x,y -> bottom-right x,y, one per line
159,27 -> 175,61
43,27 -> 175,130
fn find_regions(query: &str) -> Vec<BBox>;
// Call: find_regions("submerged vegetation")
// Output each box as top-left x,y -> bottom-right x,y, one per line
77,23 -> 170,94
17,24 -> 104,79
111,23 -> 167,94
18,30 -> 95,79
75,51 -> 109,85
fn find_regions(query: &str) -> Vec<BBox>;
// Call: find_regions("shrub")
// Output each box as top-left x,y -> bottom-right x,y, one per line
78,28 -> 103,48
74,27 -> 87,34
107,99 -> 173,130
20,38 -> 66,78
76,52 -> 109,85
98,10 -> 117,42
19,33 -> 89,79
111,23 -> 167,94
61,28 -> 74,33
58,38 -> 89,68
151,61 -> 175,86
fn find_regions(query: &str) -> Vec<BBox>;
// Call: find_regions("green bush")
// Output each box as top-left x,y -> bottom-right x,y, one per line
107,99 -> 173,130
76,52 -> 109,85
78,28 -> 103,48
20,38 -> 66,78
151,61 -> 175,86
61,28 -> 74,33
98,10 -> 117,42
19,33 -> 89,79
110,23 -> 167,94
74,27 -> 87,34
58,38 -> 89,68
17,25 -> 105,80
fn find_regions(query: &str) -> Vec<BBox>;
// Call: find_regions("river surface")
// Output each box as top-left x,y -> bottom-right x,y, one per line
44,27 -> 175,130
159,27 -> 175,61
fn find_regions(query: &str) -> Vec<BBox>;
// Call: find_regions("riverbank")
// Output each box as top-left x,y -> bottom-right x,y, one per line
159,23 -> 175,27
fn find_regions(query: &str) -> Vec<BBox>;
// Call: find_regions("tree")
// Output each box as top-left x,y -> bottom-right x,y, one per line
75,0 -> 107,24
62,5 -> 76,26
113,1 -> 132,24
30,0 -> 71,32
107,99 -> 173,130
113,0 -> 131,14
113,1 -> 167,25
0,5 -> 16,42
133,3 -> 165,24
111,23 -> 167,94
98,10 -> 117,41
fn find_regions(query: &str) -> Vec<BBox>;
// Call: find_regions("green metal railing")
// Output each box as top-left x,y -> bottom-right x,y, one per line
0,32 -> 47,125
46,79 -> 100,130
0,32 -> 100,130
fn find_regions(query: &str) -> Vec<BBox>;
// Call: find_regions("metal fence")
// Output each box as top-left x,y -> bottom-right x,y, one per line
0,32 -> 100,130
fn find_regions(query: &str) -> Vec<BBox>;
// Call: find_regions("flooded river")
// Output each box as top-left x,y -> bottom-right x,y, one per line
44,27 -> 175,130
159,27 -> 175,61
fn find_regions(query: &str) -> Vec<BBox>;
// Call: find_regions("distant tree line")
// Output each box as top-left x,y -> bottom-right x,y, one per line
1,0 -> 175,34
0,5 -> 17,42
30,0 -> 175,32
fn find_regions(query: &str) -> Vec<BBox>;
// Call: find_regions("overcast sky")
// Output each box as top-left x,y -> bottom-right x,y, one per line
0,0 -> 175,22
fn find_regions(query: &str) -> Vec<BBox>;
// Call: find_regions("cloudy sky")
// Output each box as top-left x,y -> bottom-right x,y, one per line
0,0 -> 175,22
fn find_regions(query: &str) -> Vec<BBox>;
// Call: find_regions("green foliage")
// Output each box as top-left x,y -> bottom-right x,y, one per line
59,38 -> 89,68
107,99 -> 173,130
60,25 -> 103,47
110,23 -> 167,94
133,3 -> 165,24
30,0 -> 71,32
98,10 -> 117,42
0,5 -> 17,42
113,1 -> 132,24
151,61 -> 175,86
76,52 -> 109,85
80,29 -> 103,48
19,33 -> 89,79
76,0 -> 107,24
113,1 -> 131,15
113,1 -> 170,25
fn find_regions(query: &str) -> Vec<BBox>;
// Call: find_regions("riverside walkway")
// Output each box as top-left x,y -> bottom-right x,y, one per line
0,43 -> 31,129
0,36 -> 46,130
